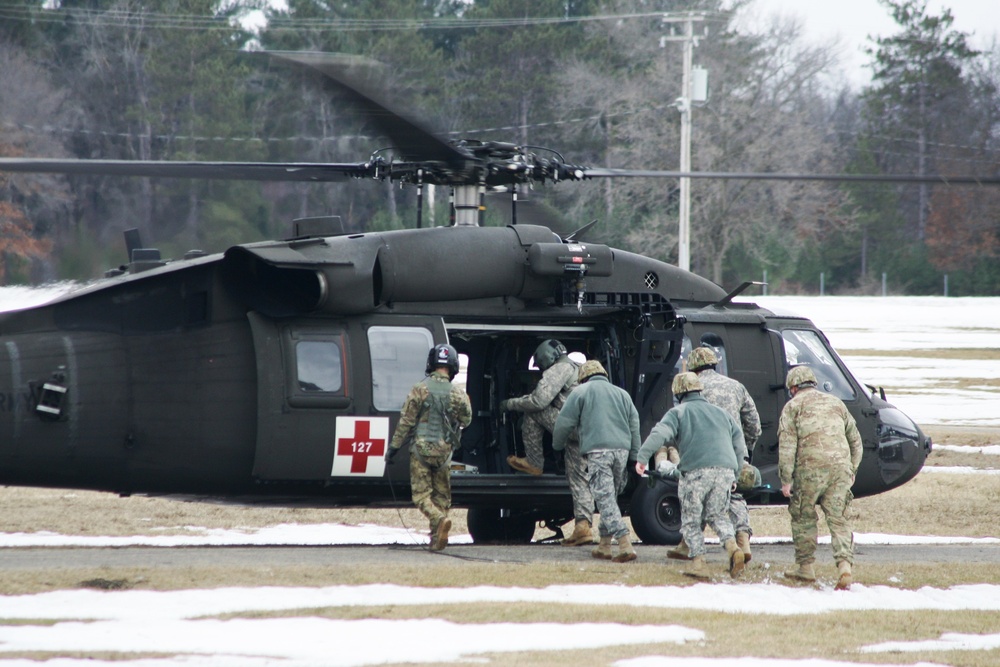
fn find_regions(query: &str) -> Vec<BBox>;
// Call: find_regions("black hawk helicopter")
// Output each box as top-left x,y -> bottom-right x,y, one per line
0,52 -> 936,544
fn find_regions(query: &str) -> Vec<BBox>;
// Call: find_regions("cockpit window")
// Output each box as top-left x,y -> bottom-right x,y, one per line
781,329 -> 855,400
368,326 -> 435,411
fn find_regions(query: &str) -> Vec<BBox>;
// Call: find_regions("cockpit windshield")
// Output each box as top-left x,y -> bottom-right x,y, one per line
781,329 -> 856,401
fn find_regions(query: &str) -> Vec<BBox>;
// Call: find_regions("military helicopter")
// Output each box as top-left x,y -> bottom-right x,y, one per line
0,52 -> 935,545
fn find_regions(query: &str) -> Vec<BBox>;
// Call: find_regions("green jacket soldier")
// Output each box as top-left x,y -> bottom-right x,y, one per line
683,345 -> 762,563
499,339 -> 595,547
636,371 -> 747,578
386,344 -> 472,552
553,360 -> 641,562
779,365 -> 863,589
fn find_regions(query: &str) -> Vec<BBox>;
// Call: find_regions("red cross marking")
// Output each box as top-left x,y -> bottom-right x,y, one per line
336,420 -> 387,474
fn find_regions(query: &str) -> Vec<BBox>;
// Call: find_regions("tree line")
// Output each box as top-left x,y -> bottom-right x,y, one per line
0,0 -> 997,295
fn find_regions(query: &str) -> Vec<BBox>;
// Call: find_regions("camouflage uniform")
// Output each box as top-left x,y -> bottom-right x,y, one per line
679,467 -> 736,555
505,355 -> 594,523
698,368 -> 762,536
553,368 -> 641,542
388,370 -> 472,534
636,376 -> 745,559
778,384 -> 862,567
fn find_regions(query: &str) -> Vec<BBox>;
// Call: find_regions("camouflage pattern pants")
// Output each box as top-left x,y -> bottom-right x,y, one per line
586,449 -> 629,539
788,467 -> 854,566
679,467 -> 736,558
523,407 -> 594,522
521,405 -> 559,472
730,493 -> 751,535
410,451 -> 451,532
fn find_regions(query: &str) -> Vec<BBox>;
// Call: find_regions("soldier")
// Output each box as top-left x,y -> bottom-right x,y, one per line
779,365 -> 862,590
385,344 -> 472,552
635,372 -> 747,578
499,339 -> 595,547
552,360 -> 641,563
669,345 -> 762,563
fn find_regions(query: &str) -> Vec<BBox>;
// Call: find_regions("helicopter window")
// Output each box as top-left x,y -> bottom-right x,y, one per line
781,329 -> 856,400
295,340 -> 344,393
368,326 -> 435,411
673,334 -> 729,376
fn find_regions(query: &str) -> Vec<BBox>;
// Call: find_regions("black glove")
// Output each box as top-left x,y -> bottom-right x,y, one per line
385,447 -> 399,464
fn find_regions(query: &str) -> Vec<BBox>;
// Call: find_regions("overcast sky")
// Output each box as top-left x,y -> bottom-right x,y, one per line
735,0 -> 1000,89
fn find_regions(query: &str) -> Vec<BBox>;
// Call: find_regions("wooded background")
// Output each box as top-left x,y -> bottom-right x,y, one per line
1,0 -> 997,295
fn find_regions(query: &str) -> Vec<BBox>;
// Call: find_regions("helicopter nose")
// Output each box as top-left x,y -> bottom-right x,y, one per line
875,407 -> 928,488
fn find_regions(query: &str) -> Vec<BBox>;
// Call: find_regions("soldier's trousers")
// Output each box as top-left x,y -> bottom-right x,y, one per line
586,449 -> 629,539
788,467 -> 854,566
521,405 -> 559,472
730,493 -> 751,535
679,467 -> 736,558
523,407 -> 594,522
410,451 -> 452,532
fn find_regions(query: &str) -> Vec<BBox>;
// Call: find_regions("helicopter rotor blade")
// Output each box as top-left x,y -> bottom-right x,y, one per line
579,167 -> 1000,185
269,51 -> 471,167
0,158 -> 373,182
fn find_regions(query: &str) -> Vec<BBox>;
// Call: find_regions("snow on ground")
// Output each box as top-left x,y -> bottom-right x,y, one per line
935,444 -> 1000,455
1,582 -> 999,667
754,296 -> 1000,426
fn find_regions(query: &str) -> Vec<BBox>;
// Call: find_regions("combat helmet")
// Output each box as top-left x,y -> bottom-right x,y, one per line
426,343 -> 460,380
785,365 -> 817,390
736,462 -> 762,493
671,371 -> 703,397
534,339 -> 567,371
687,346 -> 718,372
578,359 -> 608,383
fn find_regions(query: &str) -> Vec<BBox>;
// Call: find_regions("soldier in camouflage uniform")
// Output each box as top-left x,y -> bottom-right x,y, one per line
635,372 -> 747,578
385,344 -> 472,552
552,360 -> 641,562
672,346 -> 762,563
500,339 -> 595,546
779,365 -> 862,590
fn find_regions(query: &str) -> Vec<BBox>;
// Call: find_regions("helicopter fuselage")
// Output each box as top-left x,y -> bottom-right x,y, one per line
0,225 -> 930,544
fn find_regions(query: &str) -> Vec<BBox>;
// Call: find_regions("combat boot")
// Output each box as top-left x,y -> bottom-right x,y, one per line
666,538 -> 690,561
591,535 -> 613,560
682,555 -> 710,579
724,538 -> 745,578
784,561 -> 817,582
430,517 -> 451,552
612,532 -> 638,563
562,519 -> 593,547
506,455 -> 542,476
736,531 -> 752,563
835,560 -> 853,590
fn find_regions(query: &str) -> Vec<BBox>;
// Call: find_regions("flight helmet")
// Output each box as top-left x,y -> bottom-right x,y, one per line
427,343 -> 460,380
534,339 -> 567,371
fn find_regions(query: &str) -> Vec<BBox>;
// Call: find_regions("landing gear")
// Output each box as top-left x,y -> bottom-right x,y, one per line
466,507 -> 537,544
629,476 -> 682,545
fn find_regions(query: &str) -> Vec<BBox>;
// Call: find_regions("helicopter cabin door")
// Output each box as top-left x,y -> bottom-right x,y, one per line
247,312 -> 448,483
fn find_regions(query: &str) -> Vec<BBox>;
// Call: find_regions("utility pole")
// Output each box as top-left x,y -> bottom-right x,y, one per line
661,13 -> 707,272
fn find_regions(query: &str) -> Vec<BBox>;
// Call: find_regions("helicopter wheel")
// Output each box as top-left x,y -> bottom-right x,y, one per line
629,476 -> 683,546
466,507 -> 537,545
